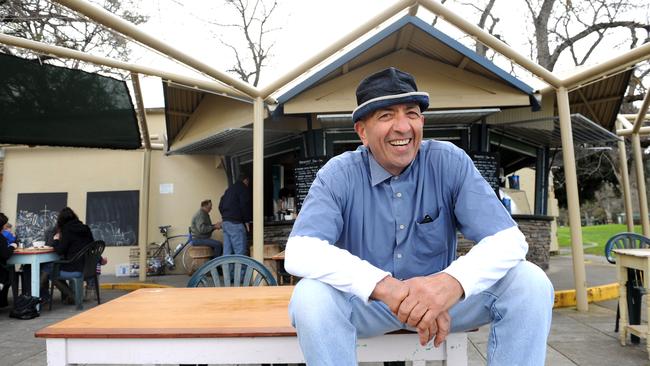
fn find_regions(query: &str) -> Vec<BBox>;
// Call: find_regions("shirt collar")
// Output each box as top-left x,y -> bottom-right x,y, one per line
367,150 -> 394,186
366,146 -> 420,186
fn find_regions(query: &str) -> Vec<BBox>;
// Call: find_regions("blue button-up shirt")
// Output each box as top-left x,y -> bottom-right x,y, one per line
290,140 -> 515,280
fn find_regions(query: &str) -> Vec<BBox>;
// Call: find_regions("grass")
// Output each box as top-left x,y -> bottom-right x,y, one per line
557,224 -> 642,255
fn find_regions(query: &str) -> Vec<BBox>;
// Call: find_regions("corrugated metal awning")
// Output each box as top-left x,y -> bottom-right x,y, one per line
167,128 -> 299,156
491,114 -> 621,148
317,108 -> 500,128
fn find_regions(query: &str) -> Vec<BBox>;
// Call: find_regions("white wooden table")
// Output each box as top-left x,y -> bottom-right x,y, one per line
8,247 -> 59,307
613,248 -> 650,359
36,287 -> 467,365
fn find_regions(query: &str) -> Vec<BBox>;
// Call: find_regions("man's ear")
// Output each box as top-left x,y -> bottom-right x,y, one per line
354,121 -> 368,146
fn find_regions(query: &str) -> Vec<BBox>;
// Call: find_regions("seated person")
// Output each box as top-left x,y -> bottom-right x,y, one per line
41,207 -> 94,303
190,199 -> 223,258
2,222 -> 16,245
0,213 -> 17,307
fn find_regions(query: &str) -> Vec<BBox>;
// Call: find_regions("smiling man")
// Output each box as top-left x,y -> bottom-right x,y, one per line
285,67 -> 554,366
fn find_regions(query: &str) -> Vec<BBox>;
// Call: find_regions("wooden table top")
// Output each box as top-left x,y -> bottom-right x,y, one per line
14,247 -> 55,254
613,248 -> 650,258
271,250 -> 285,261
36,286 -> 296,339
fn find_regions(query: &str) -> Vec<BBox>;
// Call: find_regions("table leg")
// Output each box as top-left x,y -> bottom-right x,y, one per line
46,339 -> 69,366
28,257 -> 42,310
618,262 -> 629,346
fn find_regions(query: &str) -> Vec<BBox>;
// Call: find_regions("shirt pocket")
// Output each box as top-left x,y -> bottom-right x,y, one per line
413,208 -> 448,262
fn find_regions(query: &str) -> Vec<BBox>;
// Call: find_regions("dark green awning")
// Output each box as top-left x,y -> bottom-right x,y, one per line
0,53 -> 141,149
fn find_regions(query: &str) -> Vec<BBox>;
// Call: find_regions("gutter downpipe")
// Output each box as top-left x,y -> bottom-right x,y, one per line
557,86 -> 588,311
252,98 -> 265,264
132,73 -> 152,282
616,117 -> 634,232
52,0 -> 262,100
0,34 -> 249,99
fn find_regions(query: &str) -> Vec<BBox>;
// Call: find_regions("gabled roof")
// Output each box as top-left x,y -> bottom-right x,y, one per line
276,15 -> 538,110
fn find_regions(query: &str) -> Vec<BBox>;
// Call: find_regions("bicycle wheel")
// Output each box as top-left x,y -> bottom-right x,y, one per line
180,244 -> 194,275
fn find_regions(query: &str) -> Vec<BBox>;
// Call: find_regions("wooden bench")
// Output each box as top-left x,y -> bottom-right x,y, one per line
36,287 -> 467,365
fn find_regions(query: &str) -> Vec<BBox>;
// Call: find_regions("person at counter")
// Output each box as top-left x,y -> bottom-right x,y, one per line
189,199 -> 223,258
218,173 -> 252,256
2,222 -> 17,245
285,67 -> 554,365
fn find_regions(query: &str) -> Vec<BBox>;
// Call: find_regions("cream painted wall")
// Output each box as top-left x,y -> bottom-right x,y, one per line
0,110 -> 228,275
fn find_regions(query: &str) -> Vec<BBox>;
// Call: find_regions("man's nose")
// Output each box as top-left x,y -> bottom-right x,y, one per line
392,111 -> 411,132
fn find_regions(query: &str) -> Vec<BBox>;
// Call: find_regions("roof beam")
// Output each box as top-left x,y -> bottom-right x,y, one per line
457,57 -> 469,70
418,0 -> 561,88
576,90 -> 600,125
260,0 -> 415,98
569,95 -> 620,107
561,44 -> 650,90
0,33 -> 249,100
52,0 -> 261,100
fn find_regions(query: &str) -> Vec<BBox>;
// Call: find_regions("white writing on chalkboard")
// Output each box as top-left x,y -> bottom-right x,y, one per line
470,152 -> 500,193
294,157 -> 328,211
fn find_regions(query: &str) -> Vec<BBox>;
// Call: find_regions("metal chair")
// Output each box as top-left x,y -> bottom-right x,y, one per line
604,232 -> 649,343
49,240 -> 105,310
187,255 -> 277,287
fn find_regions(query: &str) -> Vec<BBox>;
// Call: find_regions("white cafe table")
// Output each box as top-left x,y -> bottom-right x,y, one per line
36,287 -> 468,366
7,247 -> 60,303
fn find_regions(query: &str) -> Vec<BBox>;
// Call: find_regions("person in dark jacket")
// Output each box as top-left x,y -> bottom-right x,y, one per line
218,173 -> 252,256
41,207 -> 94,303
0,213 -> 18,307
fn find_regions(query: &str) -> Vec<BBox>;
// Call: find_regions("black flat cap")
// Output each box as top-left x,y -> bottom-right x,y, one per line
352,67 -> 429,123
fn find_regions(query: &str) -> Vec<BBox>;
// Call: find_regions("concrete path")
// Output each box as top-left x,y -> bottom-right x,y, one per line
0,254 -> 646,366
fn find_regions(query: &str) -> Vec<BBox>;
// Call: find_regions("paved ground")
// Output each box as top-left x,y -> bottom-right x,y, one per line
0,254 -> 647,366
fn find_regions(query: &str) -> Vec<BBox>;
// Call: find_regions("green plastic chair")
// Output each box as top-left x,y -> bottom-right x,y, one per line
49,240 -> 105,310
604,232 -> 649,342
187,255 -> 277,287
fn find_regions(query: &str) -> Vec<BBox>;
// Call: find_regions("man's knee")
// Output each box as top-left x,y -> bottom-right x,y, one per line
507,261 -> 554,306
289,279 -> 346,326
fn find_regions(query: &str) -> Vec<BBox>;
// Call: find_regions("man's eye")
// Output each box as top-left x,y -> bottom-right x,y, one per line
378,113 -> 392,121
407,111 -> 421,119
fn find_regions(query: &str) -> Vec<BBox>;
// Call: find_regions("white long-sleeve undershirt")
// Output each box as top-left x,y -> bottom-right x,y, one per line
284,225 -> 528,302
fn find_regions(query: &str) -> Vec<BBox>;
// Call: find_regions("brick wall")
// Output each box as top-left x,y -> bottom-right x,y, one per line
457,215 -> 552,270
263,217 -> 552,270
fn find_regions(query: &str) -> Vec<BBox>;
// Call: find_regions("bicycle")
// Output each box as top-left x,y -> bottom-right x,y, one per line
147,225 -> 194,275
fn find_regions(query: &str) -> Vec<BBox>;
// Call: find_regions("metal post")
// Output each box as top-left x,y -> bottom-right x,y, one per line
556,87 -> 588,311
631,133 -> 650,236
252,97 -> 265,263
131,73 -> 151,282
616,119 -> 634,232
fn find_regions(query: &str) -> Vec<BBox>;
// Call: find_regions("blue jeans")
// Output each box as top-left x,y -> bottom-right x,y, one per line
191,238 -> 223,257
289,261 -> 554,366
222,221 -> 248,256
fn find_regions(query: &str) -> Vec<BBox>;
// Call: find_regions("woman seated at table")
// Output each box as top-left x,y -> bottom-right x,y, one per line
41,207 -> 94,303
0,213 -> 18,307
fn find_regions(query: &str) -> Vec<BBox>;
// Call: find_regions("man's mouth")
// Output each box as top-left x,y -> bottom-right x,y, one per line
389,138 -> 411,146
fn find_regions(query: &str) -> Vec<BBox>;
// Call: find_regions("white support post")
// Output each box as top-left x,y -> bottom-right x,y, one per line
632,133 -> 650,236
253,97 -> 265,263
616,118 -> 634,232
556,87 -> 588,311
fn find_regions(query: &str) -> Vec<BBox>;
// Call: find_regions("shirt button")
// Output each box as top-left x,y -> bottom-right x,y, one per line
394,176 -> 399,180
399,224 -> 405,230
396,192 -> 402,198
397,253 -> 402,259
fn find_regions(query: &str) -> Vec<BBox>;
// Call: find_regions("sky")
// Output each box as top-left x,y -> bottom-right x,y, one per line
119,0 -> 648,107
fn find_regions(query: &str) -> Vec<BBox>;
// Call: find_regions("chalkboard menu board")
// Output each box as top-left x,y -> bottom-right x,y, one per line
86,190 -> 139,246
294,156 -> 328,211
470,152 -> 500,195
